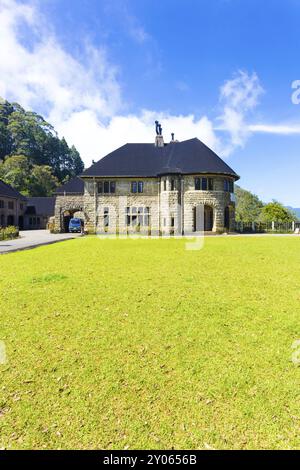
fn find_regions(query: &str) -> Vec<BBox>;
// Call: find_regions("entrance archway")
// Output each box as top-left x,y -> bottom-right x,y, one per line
62,209 -> 85,233
193,205 -> 214,232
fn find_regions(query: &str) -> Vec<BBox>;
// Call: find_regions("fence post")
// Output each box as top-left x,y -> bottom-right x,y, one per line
292,221 -> 295,232
252,222 -> 255,232
272,221 -> 275,231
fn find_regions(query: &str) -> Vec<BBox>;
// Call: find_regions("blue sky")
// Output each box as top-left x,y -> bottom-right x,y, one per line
1,0 -> 300,205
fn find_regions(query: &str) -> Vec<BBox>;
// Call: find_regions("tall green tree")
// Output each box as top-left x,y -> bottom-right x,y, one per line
0,97 -> 84,195
235,186 -> 264,224
0,155 -> 30,194
28,165 -> 59,197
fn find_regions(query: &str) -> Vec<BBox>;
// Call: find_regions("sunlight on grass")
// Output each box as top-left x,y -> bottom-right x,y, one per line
1,236 -> 300,449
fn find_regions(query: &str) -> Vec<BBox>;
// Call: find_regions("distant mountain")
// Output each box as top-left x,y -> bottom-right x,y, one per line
286,207 -> 300,220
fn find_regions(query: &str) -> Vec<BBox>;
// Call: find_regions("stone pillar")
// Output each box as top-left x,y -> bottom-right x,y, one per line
214,203 -> 224,232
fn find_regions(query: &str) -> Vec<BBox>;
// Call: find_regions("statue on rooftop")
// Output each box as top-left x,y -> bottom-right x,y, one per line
155,120 -> 162,136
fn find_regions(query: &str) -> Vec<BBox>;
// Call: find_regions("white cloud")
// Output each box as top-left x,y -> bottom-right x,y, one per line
216,71 -> 264,155
59,110 -> 221,163
0,0 -> 122,124
1,0 -> 293,169
248,123 -> 300,135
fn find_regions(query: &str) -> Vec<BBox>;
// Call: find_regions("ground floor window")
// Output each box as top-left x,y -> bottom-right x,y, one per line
104,207 -> 109,227
126,207 -> 150,226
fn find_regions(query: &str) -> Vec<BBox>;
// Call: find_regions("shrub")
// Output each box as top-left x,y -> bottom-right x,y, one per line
0,225 -> 19,240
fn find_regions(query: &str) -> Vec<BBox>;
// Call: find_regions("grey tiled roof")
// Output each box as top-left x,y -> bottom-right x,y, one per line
0,179 -> 27,200
54,177 -> 84,195
81,138 -> 239,179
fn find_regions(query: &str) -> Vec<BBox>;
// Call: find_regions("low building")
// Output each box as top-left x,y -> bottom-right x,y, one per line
54,126 -> 240,234
0,180 -> 27,228
24,197 -> 56,230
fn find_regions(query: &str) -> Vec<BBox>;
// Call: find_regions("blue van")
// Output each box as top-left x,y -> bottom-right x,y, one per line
68,218 -> 82,233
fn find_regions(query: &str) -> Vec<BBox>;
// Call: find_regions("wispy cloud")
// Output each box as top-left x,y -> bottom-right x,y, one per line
0,0 -> 122,124
248,123 -> 300,135
216,71 -> 264,155
1,0 -> 297,167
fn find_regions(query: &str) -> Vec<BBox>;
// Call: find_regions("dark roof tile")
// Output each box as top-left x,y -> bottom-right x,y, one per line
25,197 -> 55,216
0,179 -> 27,200
81,138 -> 239,180
54,177 -> 84,195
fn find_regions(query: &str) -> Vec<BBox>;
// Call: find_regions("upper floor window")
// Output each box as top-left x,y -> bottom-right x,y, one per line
224,179 -> 234,193
98,181 -> 116,194
8,201 -> 14,210
195,177 -> 212,191
163,180 -> 167,191
171,179 -> 176,191
131,181 -> 144,193
0,200 -> 4,209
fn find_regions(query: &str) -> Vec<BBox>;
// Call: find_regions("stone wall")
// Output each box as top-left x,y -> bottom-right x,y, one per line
54,174 -> 236,234
54,194 -> 85,232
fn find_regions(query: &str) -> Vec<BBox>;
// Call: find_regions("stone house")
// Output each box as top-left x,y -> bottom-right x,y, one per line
54,129 -> 240,234
0,179 -> 27,228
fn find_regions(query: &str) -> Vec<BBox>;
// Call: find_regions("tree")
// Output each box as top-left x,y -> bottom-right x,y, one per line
0,155 -> 30,194
260,201 -> 296,223
28,165 -> 59,197
0,97 -> 84,195
235,186 -> 264,224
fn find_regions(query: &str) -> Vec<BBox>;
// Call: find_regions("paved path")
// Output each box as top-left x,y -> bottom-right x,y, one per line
0,230 -> 81,254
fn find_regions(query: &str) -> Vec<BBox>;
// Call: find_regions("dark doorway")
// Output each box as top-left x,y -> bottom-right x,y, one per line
63,212 -> 72,233
224,206 -> 230,230
18,216 -> 24,230
193,205 -> 214,232
7,215 -> 14,226
204,205 -> 213,231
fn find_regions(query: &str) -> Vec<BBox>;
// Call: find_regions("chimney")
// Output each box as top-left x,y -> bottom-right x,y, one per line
155,121 -> 164,147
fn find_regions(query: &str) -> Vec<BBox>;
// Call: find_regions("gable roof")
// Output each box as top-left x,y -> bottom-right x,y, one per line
25,197 -> 55,216
0,179 -> 27,200
81,138 -> 239,180
54,176 -> 84,195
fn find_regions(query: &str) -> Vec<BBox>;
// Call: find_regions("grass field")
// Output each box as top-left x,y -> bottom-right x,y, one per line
1,236 -> 300,449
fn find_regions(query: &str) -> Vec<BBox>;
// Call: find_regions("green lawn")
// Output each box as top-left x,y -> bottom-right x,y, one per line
1,236 -> 300,449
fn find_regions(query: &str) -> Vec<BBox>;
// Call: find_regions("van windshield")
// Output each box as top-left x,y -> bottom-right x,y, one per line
70,219 -> 81,225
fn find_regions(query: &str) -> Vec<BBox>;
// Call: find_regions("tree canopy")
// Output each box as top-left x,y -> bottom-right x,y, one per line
260,201 -> 296,223
0,98 -> 84,196
235,186 -> 264,223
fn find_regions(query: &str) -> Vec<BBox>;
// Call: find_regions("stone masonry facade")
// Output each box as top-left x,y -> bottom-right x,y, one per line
54,174 -> 236,234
